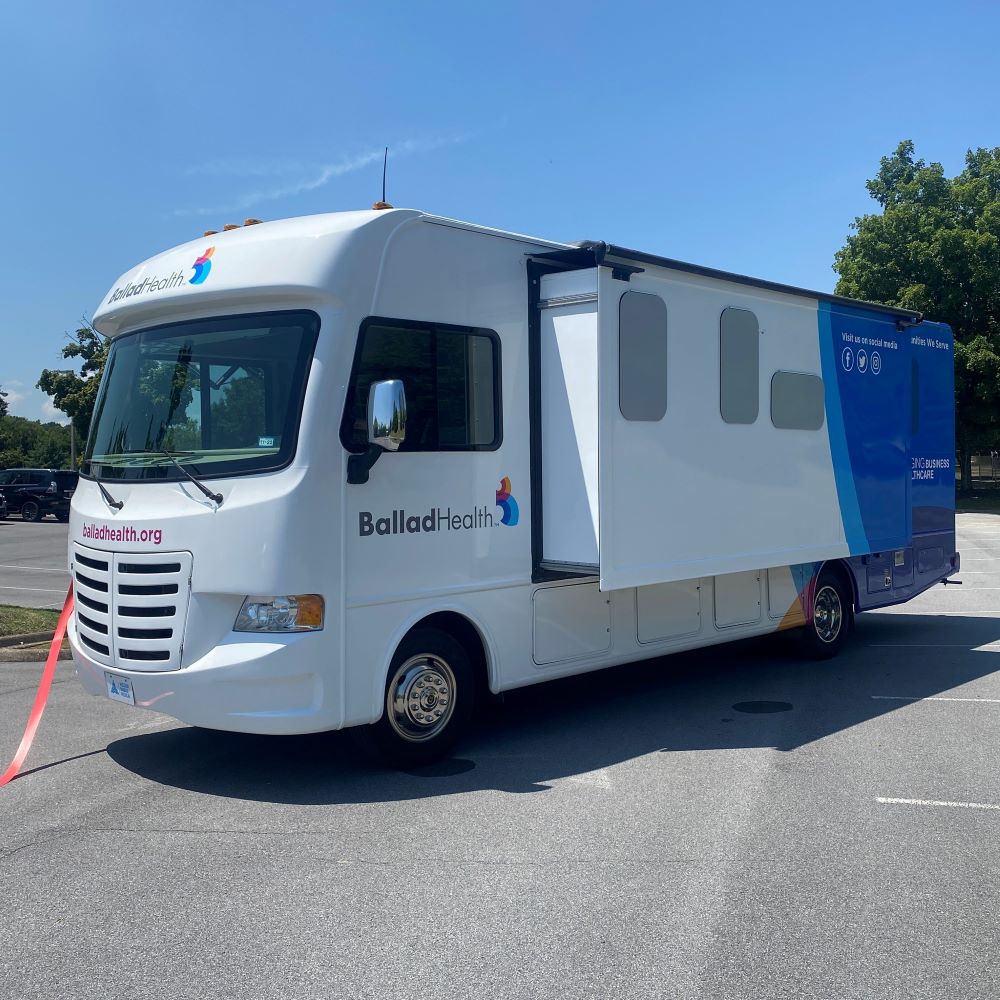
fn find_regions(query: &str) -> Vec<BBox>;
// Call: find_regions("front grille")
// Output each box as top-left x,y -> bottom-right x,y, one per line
77,592 -> 109,614
73,543 -> 192,672
118,582 -> 179,596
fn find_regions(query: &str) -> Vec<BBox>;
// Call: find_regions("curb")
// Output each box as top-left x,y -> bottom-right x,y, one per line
0,628 -> 72,662
0,631 -> 54,649
0,641 -> 72,662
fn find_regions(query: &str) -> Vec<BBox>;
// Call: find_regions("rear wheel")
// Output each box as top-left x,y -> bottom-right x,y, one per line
20,501 -> 40,523
353,627 -> 474,768
800,570 -> 850,659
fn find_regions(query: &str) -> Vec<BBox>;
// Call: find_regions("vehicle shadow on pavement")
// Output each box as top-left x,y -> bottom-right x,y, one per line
106,611 -> 1000,805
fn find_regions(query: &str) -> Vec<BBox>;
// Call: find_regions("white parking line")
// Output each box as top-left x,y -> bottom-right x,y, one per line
869,644 -> 1000,652
883,611 -> 1000,617
0,564 -> 67,574
877,797 -> 1000,811
0,585 -> 66,594
871,695 -> 1000,704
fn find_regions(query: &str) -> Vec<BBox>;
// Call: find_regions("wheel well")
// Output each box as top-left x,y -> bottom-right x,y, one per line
821,560 -> 857,619
402,611 -> 492,699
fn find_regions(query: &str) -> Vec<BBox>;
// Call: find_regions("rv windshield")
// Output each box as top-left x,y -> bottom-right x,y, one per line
83,310 -> 319,482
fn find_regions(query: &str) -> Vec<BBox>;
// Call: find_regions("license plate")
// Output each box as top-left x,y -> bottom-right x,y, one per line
105,672 -> 135,705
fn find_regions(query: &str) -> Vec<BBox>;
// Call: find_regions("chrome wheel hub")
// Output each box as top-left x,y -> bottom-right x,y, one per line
387,654 -> 456,743
813,585 -> 843,643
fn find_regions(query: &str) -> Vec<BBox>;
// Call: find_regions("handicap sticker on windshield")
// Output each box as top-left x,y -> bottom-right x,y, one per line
105,672 -> 135,706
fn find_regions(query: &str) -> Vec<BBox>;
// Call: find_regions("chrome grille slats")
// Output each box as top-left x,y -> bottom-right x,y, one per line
73,543 -> 191,672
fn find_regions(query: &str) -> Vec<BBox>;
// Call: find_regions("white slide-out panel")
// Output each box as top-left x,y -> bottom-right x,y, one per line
532,583 -> 611,665
540,269 -> 600,570
596,266 -> 848,592
636,580 -> 702,643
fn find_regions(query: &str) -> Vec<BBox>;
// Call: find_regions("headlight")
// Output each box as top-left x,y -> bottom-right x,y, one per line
234,595 -> 325,632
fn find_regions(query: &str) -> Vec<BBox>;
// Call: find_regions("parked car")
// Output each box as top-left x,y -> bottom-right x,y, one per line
0,493 -> 7,519
0,468 -> 78,522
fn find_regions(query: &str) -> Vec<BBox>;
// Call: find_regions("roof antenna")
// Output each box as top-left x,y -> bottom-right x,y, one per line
373,147 -> 393,210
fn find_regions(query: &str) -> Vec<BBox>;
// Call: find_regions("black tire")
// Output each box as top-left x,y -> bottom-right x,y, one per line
800,569 -> 851,660
20,501 -> 40,523
353,627 -> 475,768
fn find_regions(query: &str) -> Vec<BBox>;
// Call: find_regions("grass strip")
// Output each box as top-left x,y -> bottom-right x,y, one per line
0,604 -> 61,638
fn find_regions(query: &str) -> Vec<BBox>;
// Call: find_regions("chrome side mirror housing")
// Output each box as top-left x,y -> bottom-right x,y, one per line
367,379 -> 406,452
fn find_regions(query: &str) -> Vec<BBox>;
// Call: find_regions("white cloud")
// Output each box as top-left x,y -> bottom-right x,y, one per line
183,158 -> 309,178
175,133 -> 472,217
40,398 -> 70,425
0,382 -> 70,424
1,379 -> 27,407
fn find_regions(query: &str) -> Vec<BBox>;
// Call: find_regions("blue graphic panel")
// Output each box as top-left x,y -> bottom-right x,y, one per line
819,302 -> 910,553
909,321 -> 954,533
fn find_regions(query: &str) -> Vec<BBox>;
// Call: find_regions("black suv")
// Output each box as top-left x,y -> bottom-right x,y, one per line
0,468 -> 78,522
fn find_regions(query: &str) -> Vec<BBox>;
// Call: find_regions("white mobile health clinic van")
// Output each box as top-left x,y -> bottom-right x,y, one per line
68,208 -> 958,764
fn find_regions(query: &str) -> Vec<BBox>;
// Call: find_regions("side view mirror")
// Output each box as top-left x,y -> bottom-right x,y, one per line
367,379 -> 407,452
348,379 -> 406,485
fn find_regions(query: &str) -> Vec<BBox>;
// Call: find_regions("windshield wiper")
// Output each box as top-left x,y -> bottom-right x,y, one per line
97,480 -> 124,511
156,449 -> 223,506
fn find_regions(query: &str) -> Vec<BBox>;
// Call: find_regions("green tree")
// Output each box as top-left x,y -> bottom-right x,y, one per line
0,415 -> 71,469
833,140 -> 1000,490
36,323 -> 109,440
0,387 -> 8,419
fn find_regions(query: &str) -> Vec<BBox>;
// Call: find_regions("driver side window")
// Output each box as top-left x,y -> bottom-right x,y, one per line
341,318 -> 501,453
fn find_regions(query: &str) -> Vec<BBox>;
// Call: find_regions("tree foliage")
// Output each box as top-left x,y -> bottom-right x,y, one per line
0,387 -> 8,420
36,324 -> 109,440
0,415 -> 71,469
833,141 -> 1000,485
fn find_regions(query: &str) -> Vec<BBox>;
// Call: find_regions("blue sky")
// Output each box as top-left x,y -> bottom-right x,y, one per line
2,1 -> 998,422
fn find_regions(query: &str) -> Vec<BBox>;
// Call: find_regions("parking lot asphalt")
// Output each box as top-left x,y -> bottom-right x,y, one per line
0,519 -> 70,610
1,514 -> 998,999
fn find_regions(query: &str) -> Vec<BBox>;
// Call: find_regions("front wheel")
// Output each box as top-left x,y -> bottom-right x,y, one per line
20,501 -> 40,523
800,570 -> 851,660
353,627 -> 474,768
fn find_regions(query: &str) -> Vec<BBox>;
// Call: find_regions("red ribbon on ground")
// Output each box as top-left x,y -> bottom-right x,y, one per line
0,584 -> 74,787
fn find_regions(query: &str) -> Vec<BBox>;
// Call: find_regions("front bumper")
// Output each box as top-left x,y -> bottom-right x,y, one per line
69,619 -> 340,735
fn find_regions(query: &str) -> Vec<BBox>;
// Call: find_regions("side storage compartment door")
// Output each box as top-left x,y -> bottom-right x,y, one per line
533,582 -> 611,665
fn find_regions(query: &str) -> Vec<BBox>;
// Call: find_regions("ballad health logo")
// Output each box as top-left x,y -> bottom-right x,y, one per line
359,477 -> 520,538
107,246 -> 216,303
496,476 -> 519,526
